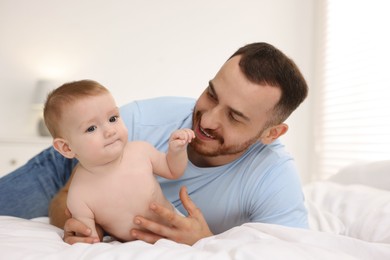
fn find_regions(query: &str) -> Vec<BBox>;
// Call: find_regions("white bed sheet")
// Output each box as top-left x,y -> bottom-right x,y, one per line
305,181 -> 390,243
1,180 -> 390,260
0,215 -> 389,260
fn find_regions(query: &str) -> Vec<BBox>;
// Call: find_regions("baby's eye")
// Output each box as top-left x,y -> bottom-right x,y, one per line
109,116 -> 119,123
86,126 -> 97,133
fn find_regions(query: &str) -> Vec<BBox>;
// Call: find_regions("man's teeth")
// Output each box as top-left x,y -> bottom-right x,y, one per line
200,127 -> 214,138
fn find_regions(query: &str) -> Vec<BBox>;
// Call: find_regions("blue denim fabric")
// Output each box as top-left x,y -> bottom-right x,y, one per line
0,146 -> 77,218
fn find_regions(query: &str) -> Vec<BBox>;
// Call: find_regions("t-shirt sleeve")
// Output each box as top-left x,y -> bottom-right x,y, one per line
119,97 -> 195,151
119,101 -> 140,141
247,160 -> 309,229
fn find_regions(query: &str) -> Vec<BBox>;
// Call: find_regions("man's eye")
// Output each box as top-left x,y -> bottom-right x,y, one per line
86,126 -> 97,132
109,116 -> 119,123
229,113 -> 239,122
207,90 -> 217,101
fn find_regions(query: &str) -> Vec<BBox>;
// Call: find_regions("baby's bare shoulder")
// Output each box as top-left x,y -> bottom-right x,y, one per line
69,168 -> 97,192
125,141 -> 157,153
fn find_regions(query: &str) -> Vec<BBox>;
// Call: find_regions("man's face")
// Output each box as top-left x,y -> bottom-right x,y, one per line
190,56 -> 281,165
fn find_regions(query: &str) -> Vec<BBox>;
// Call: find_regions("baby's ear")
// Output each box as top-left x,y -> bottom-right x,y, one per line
53,138 -> 75,159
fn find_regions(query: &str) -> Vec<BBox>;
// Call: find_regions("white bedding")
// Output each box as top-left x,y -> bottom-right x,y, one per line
1,160 -> 390,259
0,214 -> 389,260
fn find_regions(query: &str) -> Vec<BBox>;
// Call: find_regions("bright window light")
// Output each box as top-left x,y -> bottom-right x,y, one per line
315,0 -> 390,180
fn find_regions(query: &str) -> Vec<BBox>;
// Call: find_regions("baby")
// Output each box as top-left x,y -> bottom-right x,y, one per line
43,80 -> 195,242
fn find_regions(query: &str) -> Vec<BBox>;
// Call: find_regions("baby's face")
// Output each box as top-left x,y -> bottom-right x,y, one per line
60,93 -> 128,167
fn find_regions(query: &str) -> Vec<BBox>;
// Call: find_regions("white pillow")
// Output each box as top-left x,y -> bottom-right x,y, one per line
328,160 -> 390,190
304,181 -> 390,243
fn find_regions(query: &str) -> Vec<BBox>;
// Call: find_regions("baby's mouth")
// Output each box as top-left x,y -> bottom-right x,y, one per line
105,139 -> 119,147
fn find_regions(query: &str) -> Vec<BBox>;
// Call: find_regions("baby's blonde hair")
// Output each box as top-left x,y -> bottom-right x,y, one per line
43,79 -> 109,138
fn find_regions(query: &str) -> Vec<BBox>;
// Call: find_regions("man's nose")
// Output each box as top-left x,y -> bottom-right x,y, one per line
201,106 -> 222,130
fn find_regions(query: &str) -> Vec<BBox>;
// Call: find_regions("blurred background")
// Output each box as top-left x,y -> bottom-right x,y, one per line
0,0 -> 389,183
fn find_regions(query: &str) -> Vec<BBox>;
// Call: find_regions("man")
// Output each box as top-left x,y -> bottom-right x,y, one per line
0,42 -> 309,246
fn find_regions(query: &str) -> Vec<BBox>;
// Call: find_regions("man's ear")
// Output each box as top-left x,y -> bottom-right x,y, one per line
52,138 -> 75,159
259,123 -> 289,145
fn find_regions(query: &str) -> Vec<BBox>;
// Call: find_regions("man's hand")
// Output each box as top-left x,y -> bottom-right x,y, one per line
63,210 -> 102,244
131,186 -> 213,245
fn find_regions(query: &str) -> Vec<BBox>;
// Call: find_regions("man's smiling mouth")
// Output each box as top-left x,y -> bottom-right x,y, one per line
200,126 -> 214,138
196,124 -> 216,140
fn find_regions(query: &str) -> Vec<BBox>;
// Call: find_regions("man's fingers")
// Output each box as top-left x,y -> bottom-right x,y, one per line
132,200 -> 191,240
132,187 -> 213,245
63,218 -> 99,244
64,218 -> 91,236
179,186 -> 199,217
130,229 -> 164,244
133,209 -> 173,238
64,235 -> 98,245
63,218 -> 95,242
152,203 -> 181,223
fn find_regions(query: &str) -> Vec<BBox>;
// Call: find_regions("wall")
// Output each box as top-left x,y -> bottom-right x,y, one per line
0,0 -> 314,182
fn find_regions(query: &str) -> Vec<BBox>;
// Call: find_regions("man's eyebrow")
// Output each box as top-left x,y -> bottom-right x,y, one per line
209,81 -> 250,122
230,107 -> 250,122
208,81 -> 217,98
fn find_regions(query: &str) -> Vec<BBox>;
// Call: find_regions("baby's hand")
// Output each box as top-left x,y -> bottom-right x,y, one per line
169,128 -> 195,151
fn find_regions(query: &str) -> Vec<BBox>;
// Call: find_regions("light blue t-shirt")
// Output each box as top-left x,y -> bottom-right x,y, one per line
120,96 -> 308,234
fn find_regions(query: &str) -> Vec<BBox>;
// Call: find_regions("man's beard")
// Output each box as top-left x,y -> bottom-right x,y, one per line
191,110 -> 262,157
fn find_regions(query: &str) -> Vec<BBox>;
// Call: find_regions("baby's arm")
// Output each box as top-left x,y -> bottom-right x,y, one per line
67,186 -> 100,241
150,128 -> 194,179
166,128 -> 195,178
